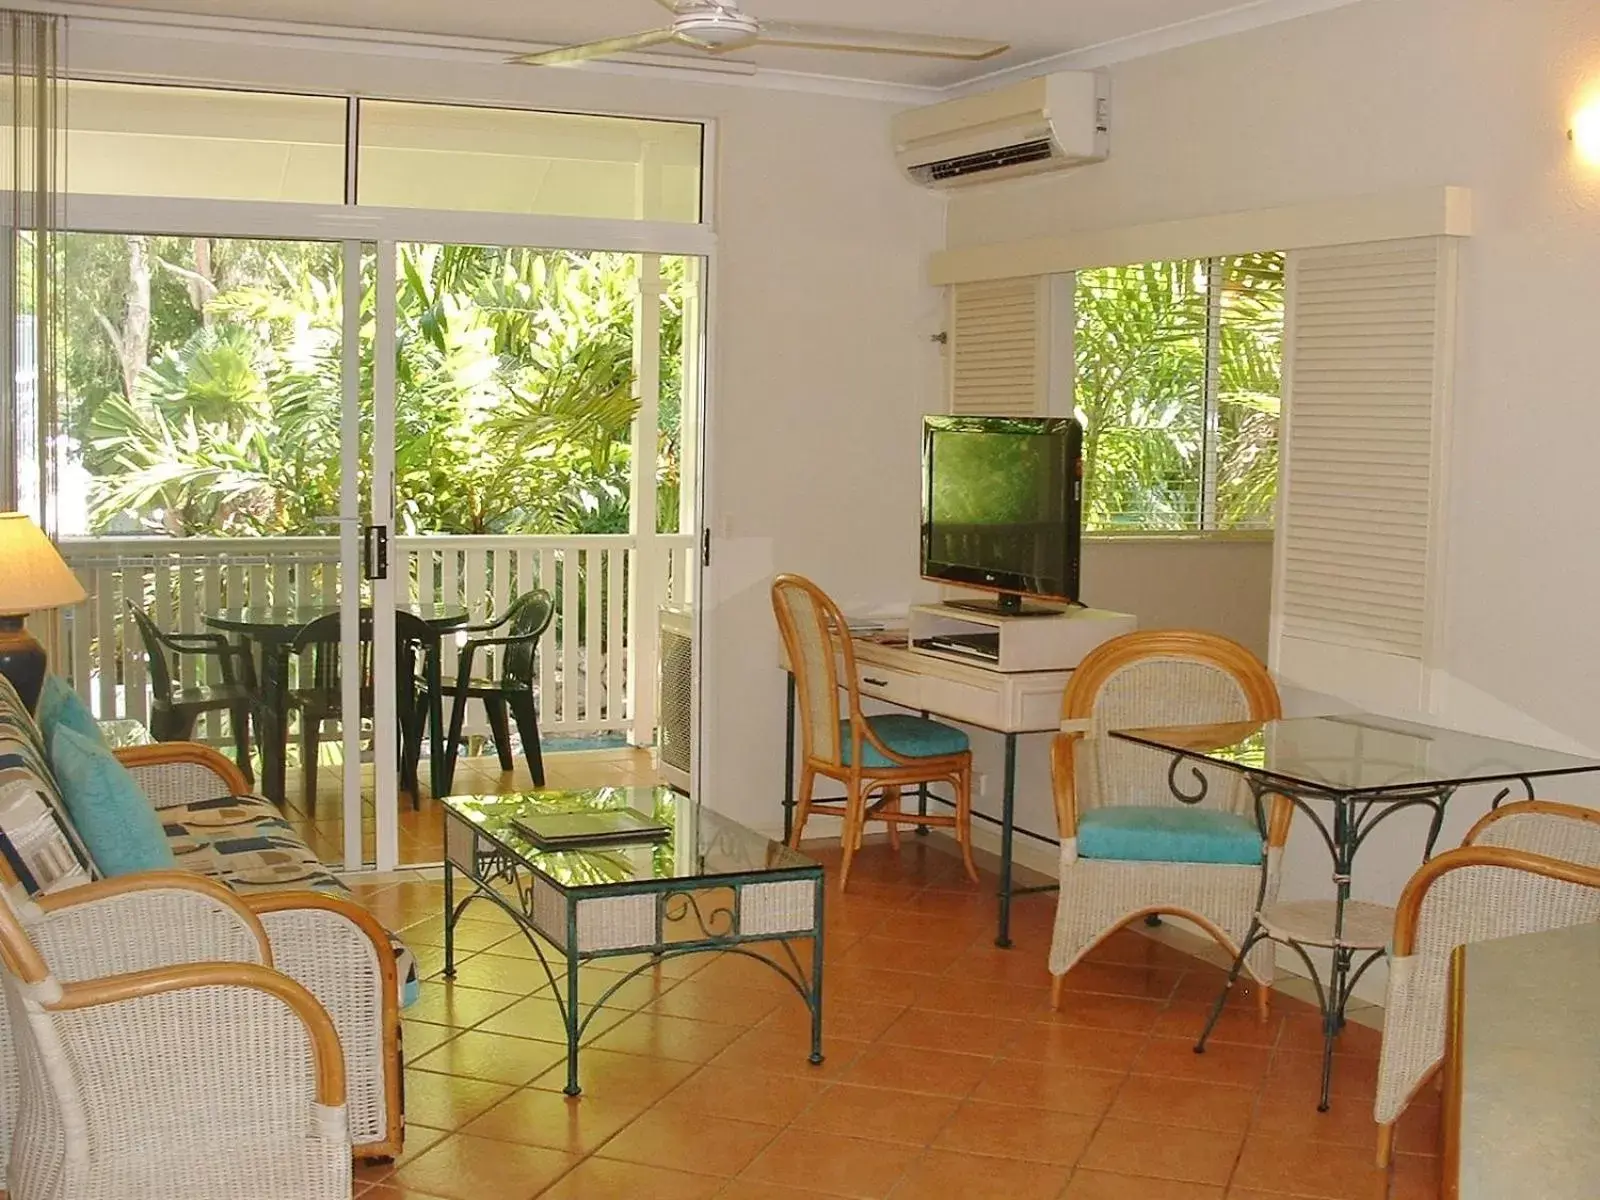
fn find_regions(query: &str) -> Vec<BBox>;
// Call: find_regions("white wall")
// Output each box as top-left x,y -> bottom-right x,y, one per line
1084,538 -> 1272,660
945,0 -> 1600,990
61,22 -> 948,833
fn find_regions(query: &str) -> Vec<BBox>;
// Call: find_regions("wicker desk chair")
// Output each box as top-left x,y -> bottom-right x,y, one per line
438,589 -> 555,793
1049,630 -> 1287,1014
1374,800 -> 1600,1167
0,863 -> 350,1199
771,573 -> 978,890
128,603 -> 258,784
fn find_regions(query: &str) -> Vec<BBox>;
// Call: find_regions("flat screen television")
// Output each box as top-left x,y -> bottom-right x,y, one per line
921,414 -> 1084,616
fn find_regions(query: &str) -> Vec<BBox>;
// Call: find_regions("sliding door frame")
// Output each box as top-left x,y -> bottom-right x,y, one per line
47,193 -> 716,871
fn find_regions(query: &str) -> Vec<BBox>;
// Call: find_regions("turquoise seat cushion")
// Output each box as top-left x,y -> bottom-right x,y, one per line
838,714 -> 969,768
48,724 -> 177,876
35,675 -> 102,745
1077,806 -> 1263,866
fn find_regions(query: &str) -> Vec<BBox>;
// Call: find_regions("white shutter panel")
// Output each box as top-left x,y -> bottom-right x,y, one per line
1273,236 -> 1457,711
948,276 -> 1048,415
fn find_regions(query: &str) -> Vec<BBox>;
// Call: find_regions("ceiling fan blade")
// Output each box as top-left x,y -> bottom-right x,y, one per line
752,21 -> 1008,60
515,28 -> 680,66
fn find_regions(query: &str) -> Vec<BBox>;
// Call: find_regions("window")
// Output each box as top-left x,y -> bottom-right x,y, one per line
59,83 -> 706,223
65,81 -> 346,202
1075,253 -> 1284,533
356,101 -> 703,223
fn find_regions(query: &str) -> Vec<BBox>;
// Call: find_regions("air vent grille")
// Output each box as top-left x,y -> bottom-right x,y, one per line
918,138 -> 1054,183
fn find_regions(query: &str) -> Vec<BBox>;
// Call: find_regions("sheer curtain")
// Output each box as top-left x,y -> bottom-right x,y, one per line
1,11 -> 66,663
2,10 -> 64,522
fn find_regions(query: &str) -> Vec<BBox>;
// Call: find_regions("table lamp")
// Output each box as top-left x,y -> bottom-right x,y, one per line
0,512 -> 87,711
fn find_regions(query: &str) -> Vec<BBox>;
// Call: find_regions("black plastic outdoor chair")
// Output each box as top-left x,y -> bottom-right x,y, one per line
127,603 -> 259,785
438,589 -> 555,793
285,609 -> 434,807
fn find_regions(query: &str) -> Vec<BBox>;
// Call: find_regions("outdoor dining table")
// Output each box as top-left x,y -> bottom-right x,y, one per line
205,604 -> 471,807
1108,711 -> 1600,1109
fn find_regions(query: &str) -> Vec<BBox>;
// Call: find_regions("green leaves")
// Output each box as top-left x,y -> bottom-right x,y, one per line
1074,253 -> 1283,533
71,236 -> 684,539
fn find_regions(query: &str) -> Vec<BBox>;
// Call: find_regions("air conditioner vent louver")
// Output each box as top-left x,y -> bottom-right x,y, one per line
892,71 -> 1109,190
919,138 -> 1054,183
657,605 -> 693,794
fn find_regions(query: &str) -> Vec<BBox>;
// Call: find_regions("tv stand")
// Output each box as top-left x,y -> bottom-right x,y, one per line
944,595 -> 1064,619
909,603 -> 1135,673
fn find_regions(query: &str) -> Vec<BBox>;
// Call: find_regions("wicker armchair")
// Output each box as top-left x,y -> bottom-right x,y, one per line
0,865 -> 351,1199
1373,800 -> 1600,1167
1048,630 -> 1287,1014
0,742 -> 403,1173
772,574 -> 978,889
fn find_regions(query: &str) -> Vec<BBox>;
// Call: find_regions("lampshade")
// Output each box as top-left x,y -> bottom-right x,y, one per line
0,513 -> 86,616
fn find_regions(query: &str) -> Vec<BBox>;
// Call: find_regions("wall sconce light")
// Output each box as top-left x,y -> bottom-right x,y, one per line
1571,99 -> 1600,165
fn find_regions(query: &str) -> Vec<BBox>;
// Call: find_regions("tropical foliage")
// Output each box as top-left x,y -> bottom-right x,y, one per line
1074,253 -> 1283,532
60,235 -> 689,537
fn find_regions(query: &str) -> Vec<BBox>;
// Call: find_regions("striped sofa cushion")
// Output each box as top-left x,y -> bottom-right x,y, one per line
0,675 -> 98,892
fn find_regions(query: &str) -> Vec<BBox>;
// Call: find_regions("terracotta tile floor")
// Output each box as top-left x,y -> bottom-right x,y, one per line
344,839 -> 1439,1200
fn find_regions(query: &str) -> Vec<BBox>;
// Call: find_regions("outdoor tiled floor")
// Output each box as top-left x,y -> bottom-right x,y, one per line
345,840 -> 1441,1200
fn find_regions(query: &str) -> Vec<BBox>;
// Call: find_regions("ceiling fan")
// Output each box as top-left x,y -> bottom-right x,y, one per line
514,0 -> 1009,67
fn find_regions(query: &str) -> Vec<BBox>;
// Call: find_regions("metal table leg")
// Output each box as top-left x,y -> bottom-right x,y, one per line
426,636 -> 446,799
442,858 -> 456,977
915,708 -> 931,836
782,673 -> 796,841
260,644 -> 290,807
996,733 -> 1018,948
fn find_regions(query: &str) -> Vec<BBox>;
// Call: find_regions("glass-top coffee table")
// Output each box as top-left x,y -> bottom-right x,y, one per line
441,786 -> 825,1096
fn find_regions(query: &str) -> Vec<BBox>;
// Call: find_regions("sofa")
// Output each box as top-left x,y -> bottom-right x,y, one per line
0,673 -> 416,1165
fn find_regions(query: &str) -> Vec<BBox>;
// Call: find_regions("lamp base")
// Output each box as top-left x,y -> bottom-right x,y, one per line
0,615 -> 47,713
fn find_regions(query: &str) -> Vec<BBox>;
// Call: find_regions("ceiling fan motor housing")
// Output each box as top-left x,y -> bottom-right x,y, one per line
675,10 -> 761,50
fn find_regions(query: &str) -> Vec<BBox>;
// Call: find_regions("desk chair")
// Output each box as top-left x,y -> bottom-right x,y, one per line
771,573 -> 978,890
1374,800 -> 1600,1167
1048,630 -> 1286,1014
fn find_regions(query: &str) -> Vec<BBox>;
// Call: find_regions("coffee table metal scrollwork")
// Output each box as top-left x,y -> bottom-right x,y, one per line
442,786 -> 825,1096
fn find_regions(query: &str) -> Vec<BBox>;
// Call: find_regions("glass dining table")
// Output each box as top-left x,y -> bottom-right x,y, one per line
1110,712 -> 1600,1109
205,604 -> 470,807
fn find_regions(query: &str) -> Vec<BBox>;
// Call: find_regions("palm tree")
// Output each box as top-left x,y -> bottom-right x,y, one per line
80,240 -> 676,538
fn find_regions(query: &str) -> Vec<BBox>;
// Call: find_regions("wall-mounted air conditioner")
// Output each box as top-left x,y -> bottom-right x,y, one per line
892,71 -> 1110,189
656,605 -> 693,794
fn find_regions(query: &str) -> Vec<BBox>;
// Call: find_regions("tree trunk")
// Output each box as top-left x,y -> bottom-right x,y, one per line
190,236 -> 216,323
118,235 -> 151,398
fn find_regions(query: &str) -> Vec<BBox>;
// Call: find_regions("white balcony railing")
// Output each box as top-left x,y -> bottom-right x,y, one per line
57,532 -> 695,743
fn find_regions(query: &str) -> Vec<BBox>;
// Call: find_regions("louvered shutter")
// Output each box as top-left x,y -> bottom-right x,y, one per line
948,276 -> 1048,415
1272,236 -> 1458,711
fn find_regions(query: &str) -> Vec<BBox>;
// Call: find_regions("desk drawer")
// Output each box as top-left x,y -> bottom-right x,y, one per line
855,664 -> 923,711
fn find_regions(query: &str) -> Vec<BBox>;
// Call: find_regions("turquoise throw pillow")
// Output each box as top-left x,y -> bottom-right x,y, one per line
35,675 -> 102,745
1078,805 -> 1263,866
47,724 -> 176,877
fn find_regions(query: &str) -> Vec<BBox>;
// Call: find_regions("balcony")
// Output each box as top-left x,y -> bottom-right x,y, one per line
57,532 -> 692,862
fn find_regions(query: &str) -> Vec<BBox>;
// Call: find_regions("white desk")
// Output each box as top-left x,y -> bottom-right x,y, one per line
780,635 -> 1073,947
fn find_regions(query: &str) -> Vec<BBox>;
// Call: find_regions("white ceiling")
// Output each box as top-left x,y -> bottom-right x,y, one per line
66,0 -> 1333,89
